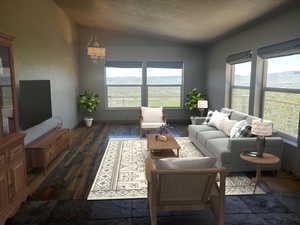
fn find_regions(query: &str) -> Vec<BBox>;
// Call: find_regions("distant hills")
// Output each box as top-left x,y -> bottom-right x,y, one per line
107,71 -> 300,88
235,71 -> 300,88
107,75 -> 181,85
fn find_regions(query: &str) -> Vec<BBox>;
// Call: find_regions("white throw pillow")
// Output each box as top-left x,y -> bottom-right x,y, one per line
230,120 -> 248,138
155,157 -> 217,170
141,107 -> 163,123
208,110 -> 229,129
219,118 -> 238,136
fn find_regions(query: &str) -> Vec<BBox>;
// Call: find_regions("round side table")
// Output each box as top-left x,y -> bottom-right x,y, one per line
240,152 -> 280,193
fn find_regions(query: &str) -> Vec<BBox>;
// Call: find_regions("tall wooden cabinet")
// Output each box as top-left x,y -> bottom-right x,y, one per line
0,32 -> 28,225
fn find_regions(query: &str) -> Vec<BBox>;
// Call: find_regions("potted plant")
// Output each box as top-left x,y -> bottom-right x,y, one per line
185,88 -> 206,124
79,90 -> 100,127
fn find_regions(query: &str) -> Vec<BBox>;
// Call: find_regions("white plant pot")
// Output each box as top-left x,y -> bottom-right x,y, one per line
84,117 -> 93,127
190,116 -> 196,125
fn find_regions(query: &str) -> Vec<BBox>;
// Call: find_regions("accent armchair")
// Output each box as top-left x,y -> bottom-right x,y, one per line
145,157 -> 226,225
139,107 -> 166,137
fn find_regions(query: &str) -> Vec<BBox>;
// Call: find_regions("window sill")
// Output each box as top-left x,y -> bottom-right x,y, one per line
274,130 -> 298,148
282,138 -> 298,148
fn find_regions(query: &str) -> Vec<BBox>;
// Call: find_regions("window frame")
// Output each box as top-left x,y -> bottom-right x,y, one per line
229,62 -> 251,113
104,61 -> 184,110
145,63 -> 184,109
105,62 -> 143,110
261,55 -> 300,141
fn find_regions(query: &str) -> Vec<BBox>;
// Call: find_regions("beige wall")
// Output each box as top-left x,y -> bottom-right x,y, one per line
0,0 -> 80,128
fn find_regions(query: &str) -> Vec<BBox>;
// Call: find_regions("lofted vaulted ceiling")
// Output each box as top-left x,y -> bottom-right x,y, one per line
55,0 -> 296,44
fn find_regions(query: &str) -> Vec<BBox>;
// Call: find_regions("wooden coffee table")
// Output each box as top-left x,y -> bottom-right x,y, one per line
240,152 -> 280,193
146,134 -> 180,159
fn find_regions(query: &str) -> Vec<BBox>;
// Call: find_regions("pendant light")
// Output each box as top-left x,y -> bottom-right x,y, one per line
87,29 -> 105,64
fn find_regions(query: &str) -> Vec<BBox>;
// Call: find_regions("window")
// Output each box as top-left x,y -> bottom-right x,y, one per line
230,61 -> 251,113
262,54 -> 300,137
146,62 -> 183,107
105,61 -> 183,108
105,62 -> 142,108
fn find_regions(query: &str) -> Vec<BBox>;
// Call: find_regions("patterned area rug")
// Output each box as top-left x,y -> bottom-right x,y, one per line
88,137 -> 265,200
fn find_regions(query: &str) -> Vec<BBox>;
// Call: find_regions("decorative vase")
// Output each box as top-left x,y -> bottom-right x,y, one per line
190,116 -> 197,125
84,117 -> 93,127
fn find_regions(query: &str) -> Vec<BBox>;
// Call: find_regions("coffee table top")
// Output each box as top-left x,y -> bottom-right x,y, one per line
147,134 -> 180,150
240,152 -> 280,165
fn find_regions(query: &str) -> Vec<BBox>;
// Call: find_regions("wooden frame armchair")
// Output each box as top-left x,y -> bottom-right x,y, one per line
139,107 -> 166,137
145,158 -> 226,225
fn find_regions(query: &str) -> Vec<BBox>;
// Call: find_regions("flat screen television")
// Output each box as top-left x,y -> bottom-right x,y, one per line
19,80 -> 52,130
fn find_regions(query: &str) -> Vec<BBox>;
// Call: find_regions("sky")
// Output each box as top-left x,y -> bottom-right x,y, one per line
267,54 -> 300,74
106,54 -> 300,78
235,54 -> 300,76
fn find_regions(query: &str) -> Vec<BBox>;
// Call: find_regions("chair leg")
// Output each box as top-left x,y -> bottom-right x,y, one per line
149,204 -> 157,225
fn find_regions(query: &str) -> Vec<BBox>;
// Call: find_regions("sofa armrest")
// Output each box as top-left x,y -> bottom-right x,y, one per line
194,117 -> 206,125
229,137 -> 283,155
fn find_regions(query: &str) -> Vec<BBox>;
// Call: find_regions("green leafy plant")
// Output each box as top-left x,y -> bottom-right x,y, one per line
185,88 -> 206,116
79,90 -> 100,115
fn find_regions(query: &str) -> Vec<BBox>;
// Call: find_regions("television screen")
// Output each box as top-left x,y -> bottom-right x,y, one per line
19,80 -> 52,130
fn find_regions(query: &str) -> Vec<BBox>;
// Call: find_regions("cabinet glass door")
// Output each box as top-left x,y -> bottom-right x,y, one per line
0,45 -> 14,137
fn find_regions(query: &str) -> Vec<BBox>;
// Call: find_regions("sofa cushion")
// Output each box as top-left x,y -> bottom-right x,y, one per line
246,115 -> 260,125
230,111 -> 248,121
206,138 -> 231,165
221,108 -> 233,115
197,130 -> 227,147
188,125 -> 216,142
190,124 -> 216,133
155,157 -> 217,170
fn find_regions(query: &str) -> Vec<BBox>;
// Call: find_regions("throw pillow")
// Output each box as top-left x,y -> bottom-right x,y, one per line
202,110 -> 214,124
141,107 -> 163,123
219,118 -> 238,136
155,157 -> 217,170
230,120 -> 248,138
236,124 -> 255,138
208,111 -> 230,129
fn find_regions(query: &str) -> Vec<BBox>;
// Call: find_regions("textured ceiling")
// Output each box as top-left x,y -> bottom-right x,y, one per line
55,0 -> 294,44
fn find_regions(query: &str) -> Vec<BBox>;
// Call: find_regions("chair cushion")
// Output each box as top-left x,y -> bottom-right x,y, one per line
141,107 -> 163,123
197,130 -> 227,147
230,111 -> 248,121
155,157 -> 217,170
141,122 -> 166,129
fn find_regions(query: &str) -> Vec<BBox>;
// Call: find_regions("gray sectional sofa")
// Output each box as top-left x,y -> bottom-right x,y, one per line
188,108 -> 283,172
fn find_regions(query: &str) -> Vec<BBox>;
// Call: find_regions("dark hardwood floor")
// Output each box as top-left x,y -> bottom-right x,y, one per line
28,122 -> 188,201
5,123 -> 300,225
